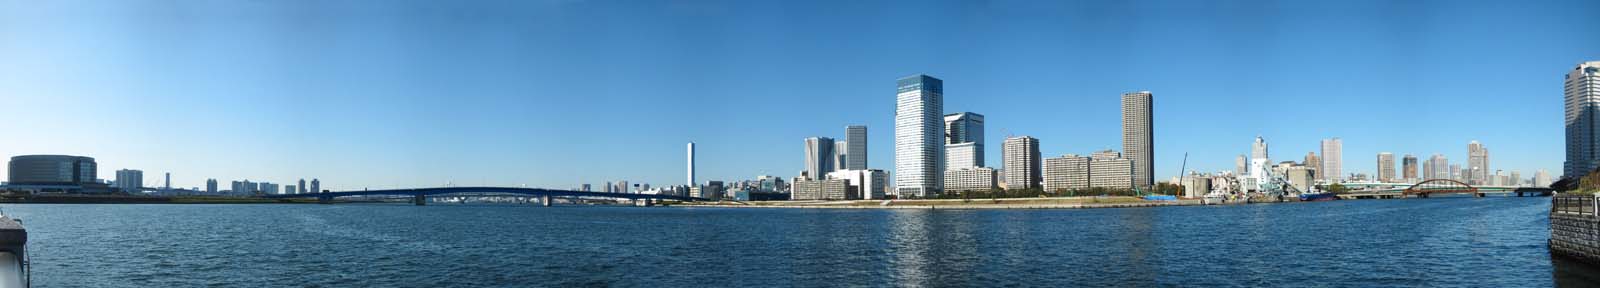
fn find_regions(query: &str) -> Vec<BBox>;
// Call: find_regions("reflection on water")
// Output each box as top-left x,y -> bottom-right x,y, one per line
2,198 -> 1595,287
1553,256 -> 1600,287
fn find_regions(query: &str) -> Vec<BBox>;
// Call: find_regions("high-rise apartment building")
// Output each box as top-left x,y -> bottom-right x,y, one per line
1089,150 -> 1133,189
1402,154 -> 1419,180
310,178 -> 321,194
804,137 -> 836,180
115,169 -> 143,192
1377,152 -> 1395,183
1428,154 -> 1450,180
1566,61 -> 1600,178
1468,140 -> 1490,185
206,178 -> 218,194
1003,136 -> 1041,190
1536,169 -> 1553,187
846,125 -> 868,170
1122,91 -> 1154,189
1321,138 -> 1343,182
1236,155 -> 1247,175
1305,152 -> 1321,175
895,75 -> 944,197
1043,154 -> 1091,192
298,179 -> 307,194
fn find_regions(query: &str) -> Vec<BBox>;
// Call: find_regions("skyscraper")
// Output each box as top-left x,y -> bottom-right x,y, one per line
1402,154 -> 1418,180
310,178 -> 320,194
846,125 -> 868,170
1468,140 -> 1490,185
1321,138 -> 1343,182
1377,153 -> 1395,183
1235,154 -> 1247,175
944,112 -> 985,170
834,141 -> 849,172
206,178 -> 218,194
1536,169 -> 1553,187
1429,154 -> 1450,180
944,112 -> 984,144
298,178 -> 307,194
895,75 -> 944,197
804,137 -> 836,180
1565,61 -> 1600,178
1122,91 -> 1154,189
1305,152 -> 1321,175
1002,136 -> 1041,190
687,142 -> 696,186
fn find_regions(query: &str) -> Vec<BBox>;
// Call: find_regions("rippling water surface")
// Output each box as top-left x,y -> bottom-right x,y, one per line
5,197 -> 1598,287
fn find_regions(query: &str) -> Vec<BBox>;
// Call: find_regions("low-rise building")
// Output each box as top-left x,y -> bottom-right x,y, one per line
944,167 -> 998,193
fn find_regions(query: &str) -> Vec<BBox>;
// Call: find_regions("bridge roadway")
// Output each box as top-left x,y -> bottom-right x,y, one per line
260,186 -> 708,205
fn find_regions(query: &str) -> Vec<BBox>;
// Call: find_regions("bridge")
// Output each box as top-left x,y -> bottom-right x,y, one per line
1336,179 -> 1554,199
260,186 -> 708,206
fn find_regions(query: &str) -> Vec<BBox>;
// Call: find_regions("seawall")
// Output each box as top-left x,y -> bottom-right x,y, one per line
1551,194 -> 1600,265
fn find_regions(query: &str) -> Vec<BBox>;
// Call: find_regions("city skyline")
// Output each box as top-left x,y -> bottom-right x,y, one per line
1,0 -> 1595,190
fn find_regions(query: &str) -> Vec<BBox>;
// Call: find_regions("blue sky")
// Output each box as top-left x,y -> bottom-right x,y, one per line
1,0 -> 1596,190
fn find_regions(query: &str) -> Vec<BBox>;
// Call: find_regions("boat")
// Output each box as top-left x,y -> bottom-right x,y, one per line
1299,192 -> 1339,202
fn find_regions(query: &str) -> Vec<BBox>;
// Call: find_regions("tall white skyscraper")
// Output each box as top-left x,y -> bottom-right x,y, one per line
1468,140 -> 1490,185
298,178 -> 307,194
1321,138 -> 1343,182
846,125 -> 868,170
895,75 -> 943,197
804,137 -> 836,180
1122,91 -> 1154,189
1565,61 -> 1600,179
310,178 -> 321,194
1003,136 -> 1041,190
687,142 -> 696,186
1377,152 -> 1395,183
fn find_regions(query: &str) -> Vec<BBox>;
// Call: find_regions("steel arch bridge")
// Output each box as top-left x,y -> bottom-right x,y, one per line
260,186 -> 707,205
1402,179 -> 1479,197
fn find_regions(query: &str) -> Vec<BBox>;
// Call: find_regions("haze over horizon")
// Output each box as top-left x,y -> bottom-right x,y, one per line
2,0 -> 1597,190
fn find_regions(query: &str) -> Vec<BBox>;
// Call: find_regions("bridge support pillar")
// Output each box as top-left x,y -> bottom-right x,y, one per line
1475,193 -> 1484,198
643,198 -> 655,207
318,196 -> 332,204
542,195 -> 552,207
414,194 -> 427,206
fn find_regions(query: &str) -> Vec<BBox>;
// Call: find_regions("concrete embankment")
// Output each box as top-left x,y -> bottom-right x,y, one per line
1552,194 -> 1600,265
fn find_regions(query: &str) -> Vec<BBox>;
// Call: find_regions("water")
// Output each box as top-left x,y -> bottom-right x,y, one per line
5,197 -> 1597,287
